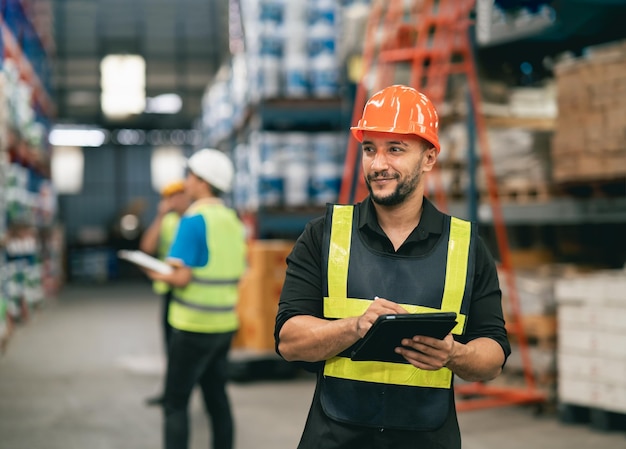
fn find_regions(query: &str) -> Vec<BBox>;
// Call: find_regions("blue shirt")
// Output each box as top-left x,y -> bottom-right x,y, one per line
167,214 -> 209,267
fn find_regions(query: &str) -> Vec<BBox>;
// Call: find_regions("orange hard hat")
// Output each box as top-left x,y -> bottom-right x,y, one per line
351,85 -> 440,153
160,180 -> 185,197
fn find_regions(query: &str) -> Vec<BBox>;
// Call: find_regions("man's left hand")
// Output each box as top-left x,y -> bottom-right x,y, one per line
395,334 -> 456,370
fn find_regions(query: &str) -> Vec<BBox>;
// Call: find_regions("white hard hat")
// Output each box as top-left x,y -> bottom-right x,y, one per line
186,148 -> 234,193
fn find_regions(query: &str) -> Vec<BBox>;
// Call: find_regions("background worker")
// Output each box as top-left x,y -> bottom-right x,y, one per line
139,180 -> 191,406
144,148 -> 247,449
275,85 -> 510,449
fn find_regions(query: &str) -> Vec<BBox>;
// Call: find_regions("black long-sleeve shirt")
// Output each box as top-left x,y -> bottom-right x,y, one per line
274,196 -> 511,449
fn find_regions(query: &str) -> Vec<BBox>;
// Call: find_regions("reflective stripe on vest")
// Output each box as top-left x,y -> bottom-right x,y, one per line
322,205 -> 471,389
172,276 -> 241,311
172,295 -> 237,312
190,277 -> 240,285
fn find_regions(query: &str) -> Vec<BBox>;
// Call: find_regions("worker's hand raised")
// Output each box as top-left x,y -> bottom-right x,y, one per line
355,296 -> 408,339
157,198 -> 172,217
395,333 -> 456,371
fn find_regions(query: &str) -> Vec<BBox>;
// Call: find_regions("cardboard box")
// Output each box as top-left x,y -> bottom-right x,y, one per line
558,328 -> 597,354
233,240 -> 295,351
595,383 -> 626,413
558,353 -> 601,380
558,378 -> 597,406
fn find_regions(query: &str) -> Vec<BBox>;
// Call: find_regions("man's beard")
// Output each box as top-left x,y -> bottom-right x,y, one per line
366,167 -> 422,206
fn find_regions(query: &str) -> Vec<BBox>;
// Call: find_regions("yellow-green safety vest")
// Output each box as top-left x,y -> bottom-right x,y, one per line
319,204 -> 476,430
169,203 -> 246,333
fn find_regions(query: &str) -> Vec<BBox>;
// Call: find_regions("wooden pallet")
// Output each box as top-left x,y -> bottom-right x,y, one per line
481,183 -> 553,204
558,403 -> 626,432
555,177 -> 626,198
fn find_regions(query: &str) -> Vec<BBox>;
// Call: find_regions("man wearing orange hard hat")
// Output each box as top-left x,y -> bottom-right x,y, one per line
139,179 -> 191,406
275,85 -> 510,449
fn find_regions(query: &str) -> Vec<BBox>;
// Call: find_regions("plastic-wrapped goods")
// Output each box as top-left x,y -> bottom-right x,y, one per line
259,0 -> 285,24
307,21 -> 336,58
284,52 -> 309,98
310,162 -> 343,206
284,32 -> 308,55
282,132 -> 310,161
258,133 -> 284,206
4,261 -> 23,320
259,22 -> 284,58
282,133 -> 311,206
23,262 -> 44,306
312,132 -> 342,164
0,154 -> 7,242
284,0 -> 307,22
259,160 -> 283,206
6,164 -> 35,225
284,159 -> 310,207
282,1 -> 309,99
256,0 -> 285,99
310,132 -> 344,205
259,132 -> 283,162
233,142 -> 261,211
0,262 -> 8,343
310,52 -> 339,97
308,0 -> 337,26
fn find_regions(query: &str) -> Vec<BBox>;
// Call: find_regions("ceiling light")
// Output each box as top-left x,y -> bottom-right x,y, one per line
48,125 -> 107,147
145,93 -> 183,114
101,54 -> 146,119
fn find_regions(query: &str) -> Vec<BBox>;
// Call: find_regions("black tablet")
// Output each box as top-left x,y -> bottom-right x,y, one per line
350,312 -> 458,363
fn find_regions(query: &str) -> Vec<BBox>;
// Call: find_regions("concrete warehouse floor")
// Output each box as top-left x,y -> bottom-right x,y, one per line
0,282 -> 624,449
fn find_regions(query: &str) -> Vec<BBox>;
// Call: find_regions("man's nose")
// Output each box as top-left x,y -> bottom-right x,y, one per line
370,151 -> 389,171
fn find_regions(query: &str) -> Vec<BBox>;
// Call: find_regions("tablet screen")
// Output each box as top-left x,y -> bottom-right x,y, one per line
350,312 -> 458,363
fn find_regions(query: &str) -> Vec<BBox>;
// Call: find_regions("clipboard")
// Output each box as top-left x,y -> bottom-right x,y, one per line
350,312 -> 458,363
117,250 -> 174,275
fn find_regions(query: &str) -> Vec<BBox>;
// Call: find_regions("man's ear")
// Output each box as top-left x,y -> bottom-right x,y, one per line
422,147 -> 438,172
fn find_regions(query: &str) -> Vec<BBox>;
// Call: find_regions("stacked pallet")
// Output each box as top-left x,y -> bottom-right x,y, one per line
432,115 -> 553,203
555,268 -> 626,431
481,127 -> 553,202
499,265 -> 559,397
552,41 -> 626,183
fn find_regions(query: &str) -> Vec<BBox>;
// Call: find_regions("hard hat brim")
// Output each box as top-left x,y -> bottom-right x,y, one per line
351,126 -> 441,153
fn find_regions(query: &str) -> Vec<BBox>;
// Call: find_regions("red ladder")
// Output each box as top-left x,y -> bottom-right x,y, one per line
339,0 -> 546,411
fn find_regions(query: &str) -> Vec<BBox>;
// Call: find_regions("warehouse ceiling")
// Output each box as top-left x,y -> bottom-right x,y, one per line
51,0 -> 231,130
48,0 -> 626,131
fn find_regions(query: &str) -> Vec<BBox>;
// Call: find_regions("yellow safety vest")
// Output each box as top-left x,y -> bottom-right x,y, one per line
169,204 -> 246,333
319,204 -> 475,430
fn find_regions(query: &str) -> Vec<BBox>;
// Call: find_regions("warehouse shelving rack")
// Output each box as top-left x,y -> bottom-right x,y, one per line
232,96 -> 352,240
0,0 -> 58,354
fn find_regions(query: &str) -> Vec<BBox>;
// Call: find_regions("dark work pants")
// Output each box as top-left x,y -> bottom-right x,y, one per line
153,291 -> 173,397
162,291 -> 173,350
164,329 -> 235,449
